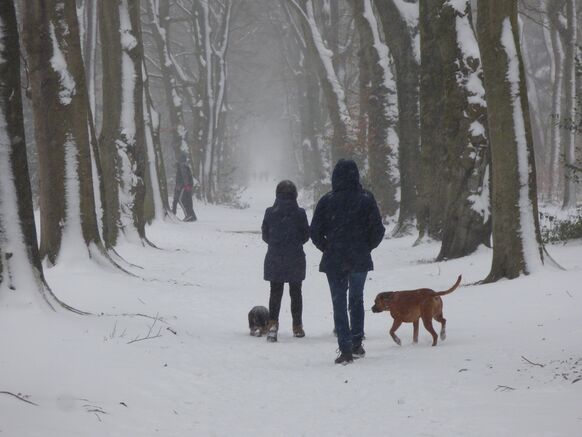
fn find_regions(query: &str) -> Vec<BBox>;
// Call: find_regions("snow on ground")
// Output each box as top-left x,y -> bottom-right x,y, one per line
1,182 -> 581,436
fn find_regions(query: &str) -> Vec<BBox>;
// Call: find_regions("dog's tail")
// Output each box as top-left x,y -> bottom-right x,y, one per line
435,275 -> 462,296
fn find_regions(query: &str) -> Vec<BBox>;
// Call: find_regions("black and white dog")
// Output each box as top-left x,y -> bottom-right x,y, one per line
248,306 -> 269,337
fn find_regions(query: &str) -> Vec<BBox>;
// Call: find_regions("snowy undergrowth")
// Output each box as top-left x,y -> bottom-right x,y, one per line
0,187 -> 581,436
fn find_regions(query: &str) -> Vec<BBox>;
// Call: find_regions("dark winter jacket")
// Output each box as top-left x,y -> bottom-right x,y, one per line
175,162 -> 194,192
310,159 -> 385,274
262,193 -> 310,283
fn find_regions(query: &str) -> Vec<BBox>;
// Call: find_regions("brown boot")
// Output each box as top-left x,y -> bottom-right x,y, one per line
266,320 -> 278,342
293,325 -> 305,338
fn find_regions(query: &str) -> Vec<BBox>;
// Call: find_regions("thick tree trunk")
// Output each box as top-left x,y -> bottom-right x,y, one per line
350,0 -> 399,218
289,0 -> 354,164
561,0 -> 577,209
373,0 -> 420,236
436,0 -> 492,261
99,0 -> 147,246
417,0 -> 447,242
23,0 -> 103,265
477,0 -> 545,282
547,4 -> 564,202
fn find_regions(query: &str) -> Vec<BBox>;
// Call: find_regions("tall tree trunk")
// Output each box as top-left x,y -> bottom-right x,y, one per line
547,3 -> 565,202
99,0 -> 147,246
373,0 -> 420,236
436,0 -> 492,260
350,0 -> 399,218
561,0 -> 577,209
23,0 -> 104,265
146,0 -> 191,164
0,0 -> 52,306
288,0 -> 354,164
143,63 -> 170,223
477,0 -> 545,282
417,0 -> 447,242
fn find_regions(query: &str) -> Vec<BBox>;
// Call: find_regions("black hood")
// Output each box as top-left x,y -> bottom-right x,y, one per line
331,159 -> 361,192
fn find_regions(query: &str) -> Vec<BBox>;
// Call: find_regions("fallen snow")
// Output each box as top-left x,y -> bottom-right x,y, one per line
1,183 -> 581,436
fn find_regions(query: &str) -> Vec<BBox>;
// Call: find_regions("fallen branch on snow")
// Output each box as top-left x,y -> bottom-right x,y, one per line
521,356 -> 545,368
0,391 -> 39,406
495,385 -> 516,392
127,313 -> 163,344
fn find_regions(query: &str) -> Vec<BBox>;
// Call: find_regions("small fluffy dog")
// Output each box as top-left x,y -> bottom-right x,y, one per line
248,306 -> 270,337
371,275 -> 461,346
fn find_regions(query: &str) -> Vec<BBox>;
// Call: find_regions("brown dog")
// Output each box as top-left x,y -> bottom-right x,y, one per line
371,275 -> 461,346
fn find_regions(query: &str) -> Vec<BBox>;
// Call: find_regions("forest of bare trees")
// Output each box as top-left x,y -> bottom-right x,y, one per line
1,0 -> 581,306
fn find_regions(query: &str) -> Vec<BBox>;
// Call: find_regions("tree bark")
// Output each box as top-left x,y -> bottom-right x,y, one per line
417,0 -> 447,242
350,0 -> 399,218
99,0 -> 147,246
22,0 -> 103,265
436,0 -> 492,260
477,0 -> 545,281
373,0 -> 420,235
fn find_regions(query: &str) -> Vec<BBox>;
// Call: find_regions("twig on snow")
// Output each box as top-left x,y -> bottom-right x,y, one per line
495,385 -> 516,392
521,356 -> 545,368
0,391 -> 39,406
127,313 -> 163,344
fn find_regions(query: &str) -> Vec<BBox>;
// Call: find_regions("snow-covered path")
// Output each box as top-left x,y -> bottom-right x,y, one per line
1,185 -> 581,436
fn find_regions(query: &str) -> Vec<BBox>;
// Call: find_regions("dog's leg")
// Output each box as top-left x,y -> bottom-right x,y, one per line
435,313 -> 446,341
389,320 -> 402,346
412,320 -> 419,344
422,316 -> 438,346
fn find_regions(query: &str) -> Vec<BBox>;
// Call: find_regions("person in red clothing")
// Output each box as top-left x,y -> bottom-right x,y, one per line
172,161 -> 197,222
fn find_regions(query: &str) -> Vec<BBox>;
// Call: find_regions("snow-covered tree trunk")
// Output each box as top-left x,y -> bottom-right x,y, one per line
350,0 -> 399,218
0,1 -> 41,298
477,0 -> 545,281
561,0 -> 577,209
288,0 -> 354,164
417,0 -> 447,243
76,0 -> 98,119
547,3 -> 565,202
99,0 -> 148,247
143,62 -> 170,223
22,0 -> 105,265
280,0 -> 324,187
145,0 -> 191,164
436,0 -> 491,261
373,0 -> 420,236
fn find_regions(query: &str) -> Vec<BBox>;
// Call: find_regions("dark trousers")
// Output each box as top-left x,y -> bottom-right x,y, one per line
269,281 -> 303,326
172,188 -> 196,220
326,272 -> 367,353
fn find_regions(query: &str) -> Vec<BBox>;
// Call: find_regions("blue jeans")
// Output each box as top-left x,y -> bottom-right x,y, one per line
326,272 -> 368,354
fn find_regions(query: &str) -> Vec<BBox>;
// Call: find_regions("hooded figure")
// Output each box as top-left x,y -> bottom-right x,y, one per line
261,180 -> 309,341
311,159 -> 385,274
310,159 -> 385,364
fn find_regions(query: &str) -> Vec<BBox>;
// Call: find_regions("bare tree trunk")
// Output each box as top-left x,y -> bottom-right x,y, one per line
477,0 -> 545,282
350,0 -> 399,218
547,3 -> 565,202
99,0 -> 148,247
436,0 -> 491,260
561,0 -> 577,209
23,0 -> 104,265
373,0 -> 420,236
288,0 -> 354,163
143,63 -> 170,223
1,0 -> 52,305
417,0 -> 447,242
145,0 -> 191,164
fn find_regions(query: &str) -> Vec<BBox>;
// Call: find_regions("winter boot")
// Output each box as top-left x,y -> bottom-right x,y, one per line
334,350 -> 354,365
293,325 -> 305,338
352,344 -> 366,359
266,321 -> 278,343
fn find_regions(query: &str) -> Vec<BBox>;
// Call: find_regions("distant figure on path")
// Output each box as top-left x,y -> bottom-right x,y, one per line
172,161 -> 197,222
261,180 -> 310,342
310,159 -> 385,364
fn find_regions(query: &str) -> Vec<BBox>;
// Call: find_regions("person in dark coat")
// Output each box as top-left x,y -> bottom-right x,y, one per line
172,161 -> 197,222
310,159 -> 385,364
261,180 -> 310,342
